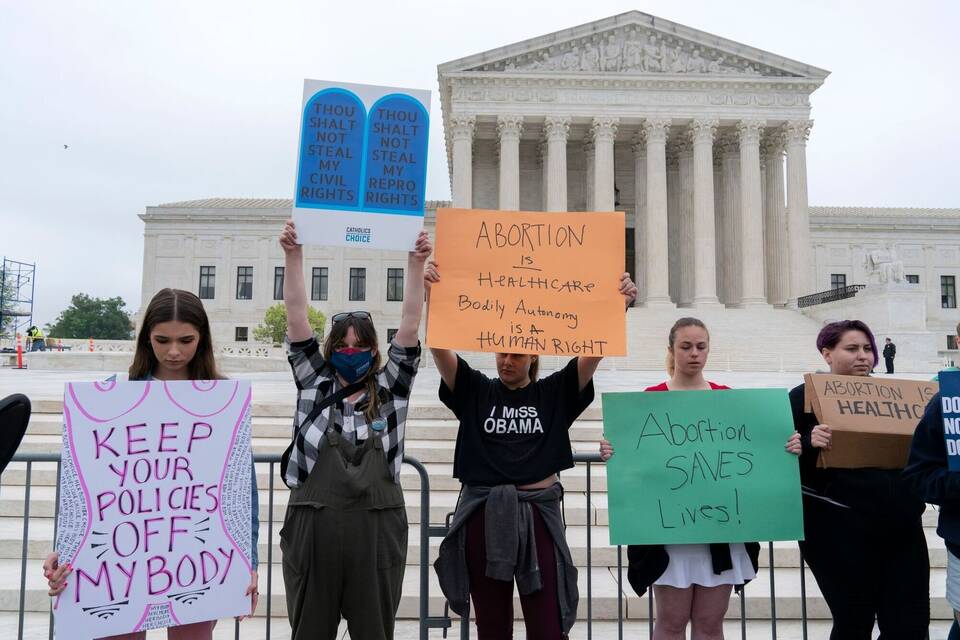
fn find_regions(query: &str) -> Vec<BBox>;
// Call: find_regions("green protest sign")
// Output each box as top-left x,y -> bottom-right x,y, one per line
603,389 -> 804,545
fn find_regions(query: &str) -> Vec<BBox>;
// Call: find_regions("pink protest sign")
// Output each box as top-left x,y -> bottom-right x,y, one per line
54,380 -> 253,638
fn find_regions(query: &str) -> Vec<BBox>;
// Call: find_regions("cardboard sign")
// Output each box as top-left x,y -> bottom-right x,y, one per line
54,380 -> 253,639
603,389 -> 804,545
803,373 -> 937,469
292,79 -> 430,251
941,370 -> 960,471
426,208 -> 627,357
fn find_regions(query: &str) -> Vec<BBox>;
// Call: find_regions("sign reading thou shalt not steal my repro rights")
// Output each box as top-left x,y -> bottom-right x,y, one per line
292,79 -> 431,251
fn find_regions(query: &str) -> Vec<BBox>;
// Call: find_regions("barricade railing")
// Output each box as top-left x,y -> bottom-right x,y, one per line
5,451 -> 858,639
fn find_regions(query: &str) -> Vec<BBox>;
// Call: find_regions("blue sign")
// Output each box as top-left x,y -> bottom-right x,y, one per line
942,370 -> 960,471
295,87 -> 429,216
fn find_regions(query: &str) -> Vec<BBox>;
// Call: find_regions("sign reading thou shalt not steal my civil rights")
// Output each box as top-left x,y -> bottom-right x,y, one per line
426,208 -> 626,357
292,79 -> 430,250
603,389 -> 804,545
53,380 -> 253,639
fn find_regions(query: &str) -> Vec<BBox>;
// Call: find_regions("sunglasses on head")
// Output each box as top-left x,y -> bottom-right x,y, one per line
332,311 -> 372,324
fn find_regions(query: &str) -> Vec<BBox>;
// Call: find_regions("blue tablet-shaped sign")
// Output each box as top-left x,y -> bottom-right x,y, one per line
362,94 -> 429,215
941,370 -> 960,471
296,88 -> 366,209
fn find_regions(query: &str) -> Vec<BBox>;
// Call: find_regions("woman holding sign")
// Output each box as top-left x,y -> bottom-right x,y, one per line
427,260 -> 638,640
790,320 -> 928,639
904,321 -> 960,639
599,317 -> 802,640
42,288 -> 261,640
277,221 -> 430,640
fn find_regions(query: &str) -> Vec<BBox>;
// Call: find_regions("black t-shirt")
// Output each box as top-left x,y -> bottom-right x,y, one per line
439,355 -> 594,486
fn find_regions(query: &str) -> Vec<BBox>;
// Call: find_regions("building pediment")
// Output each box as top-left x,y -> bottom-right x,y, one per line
438,11 -> 829,80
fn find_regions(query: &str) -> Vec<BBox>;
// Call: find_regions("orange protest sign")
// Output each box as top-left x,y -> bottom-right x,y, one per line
426,208 -> 627,356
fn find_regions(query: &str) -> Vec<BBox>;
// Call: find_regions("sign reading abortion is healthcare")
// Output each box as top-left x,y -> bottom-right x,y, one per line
54,380 -> 253,639
292,79 -> 430,251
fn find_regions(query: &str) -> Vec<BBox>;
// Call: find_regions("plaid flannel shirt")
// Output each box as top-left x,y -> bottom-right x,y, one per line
283,334 -> 421,488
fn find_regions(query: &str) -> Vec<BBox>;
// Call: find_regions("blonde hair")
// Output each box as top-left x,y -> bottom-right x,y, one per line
666,317 -> 710,377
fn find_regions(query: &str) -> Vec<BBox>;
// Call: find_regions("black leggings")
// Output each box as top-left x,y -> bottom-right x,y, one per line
799,496 -> 929,640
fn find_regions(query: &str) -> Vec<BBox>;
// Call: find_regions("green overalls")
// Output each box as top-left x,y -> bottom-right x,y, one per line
280,425 -> 407,640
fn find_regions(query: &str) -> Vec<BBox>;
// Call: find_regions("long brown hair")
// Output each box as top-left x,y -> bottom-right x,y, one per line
129,289 -> 222,380
666,317 -> 710,377
323,314 -> 383,421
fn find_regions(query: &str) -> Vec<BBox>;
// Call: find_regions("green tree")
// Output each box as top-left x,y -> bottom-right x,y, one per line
45,294 -> 134,339
253,303 -> 326,345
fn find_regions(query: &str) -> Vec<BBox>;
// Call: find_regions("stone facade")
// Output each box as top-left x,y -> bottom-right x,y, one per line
137,13 -> 960,365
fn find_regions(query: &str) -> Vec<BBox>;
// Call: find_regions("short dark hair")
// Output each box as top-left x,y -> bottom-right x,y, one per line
815,320 -> 879,369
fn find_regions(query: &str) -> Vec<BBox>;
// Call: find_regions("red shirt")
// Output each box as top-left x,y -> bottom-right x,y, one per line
645,381 -> 730,392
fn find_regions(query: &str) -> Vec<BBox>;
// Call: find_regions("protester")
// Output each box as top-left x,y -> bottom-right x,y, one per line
428,259 -> 637,640
599,317 -> 800,640
883,337 -> 897,374
42,288 -> 260,640
903,320 -> 960,640
789,319 -> 928,639
277,220 -> 429,640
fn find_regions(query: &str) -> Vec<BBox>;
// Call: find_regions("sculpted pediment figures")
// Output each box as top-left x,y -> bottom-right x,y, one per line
466,26 -> 795,77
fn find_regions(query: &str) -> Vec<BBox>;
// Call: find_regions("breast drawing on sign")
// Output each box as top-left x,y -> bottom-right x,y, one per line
67,379 -> 152,423
163,380 -> 241,417
296,88 -> 366,209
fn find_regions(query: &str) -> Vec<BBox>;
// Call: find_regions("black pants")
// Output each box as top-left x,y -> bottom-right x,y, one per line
799,496 -> 929,640
885,356 -> 895,374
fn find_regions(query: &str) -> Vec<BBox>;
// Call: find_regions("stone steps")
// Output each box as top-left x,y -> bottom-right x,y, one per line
4,615 -> 953,640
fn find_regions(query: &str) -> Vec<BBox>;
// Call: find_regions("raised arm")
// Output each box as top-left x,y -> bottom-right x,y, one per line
280,220 -> 312,342
394,231 -> 432,348
577,271 -> 637,390
423,260 -> 458,391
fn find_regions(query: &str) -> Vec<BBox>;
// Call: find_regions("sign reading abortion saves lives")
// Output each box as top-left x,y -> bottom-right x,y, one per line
426,208 -> 626,357
603,389 -> 803,545
54,380 -> 252,639
292,79 -> 430,250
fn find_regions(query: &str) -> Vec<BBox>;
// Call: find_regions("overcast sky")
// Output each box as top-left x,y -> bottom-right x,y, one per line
1,0 -> 957,327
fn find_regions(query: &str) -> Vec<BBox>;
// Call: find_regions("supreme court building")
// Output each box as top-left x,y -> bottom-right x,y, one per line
139,12 -> 960,369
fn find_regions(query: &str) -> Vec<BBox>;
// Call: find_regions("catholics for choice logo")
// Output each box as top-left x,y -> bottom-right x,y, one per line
345,226 -> 372,243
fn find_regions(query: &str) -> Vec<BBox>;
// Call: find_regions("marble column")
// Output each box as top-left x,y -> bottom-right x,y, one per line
784,120 -> 813,306
713,153 -> 724,303
583,138 -> 595,211
677,137 -> 695,306
632,132 -> 646,303
496,115 -> 523,211
539,139 -> 549,211
667,145 -> 681,303
718,133 -> 741,305
592,117 -> 619,211
738,119 -> 767,306
544,116 -> 571,212
642,118 -> 672,306
690,118 -> 721,307
762,135 -> 788,306
450,115 -> 476,209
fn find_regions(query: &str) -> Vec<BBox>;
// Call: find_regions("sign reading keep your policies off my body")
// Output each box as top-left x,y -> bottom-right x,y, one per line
426,208 -> 626,357
292,79 -> 430,250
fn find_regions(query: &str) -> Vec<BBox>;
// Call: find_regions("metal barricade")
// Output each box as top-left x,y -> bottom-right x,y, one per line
8,452 -> 830,639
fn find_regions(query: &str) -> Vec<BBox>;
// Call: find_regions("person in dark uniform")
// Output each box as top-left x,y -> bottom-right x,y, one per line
883,337 -> 896,374
277,220 -> 430,640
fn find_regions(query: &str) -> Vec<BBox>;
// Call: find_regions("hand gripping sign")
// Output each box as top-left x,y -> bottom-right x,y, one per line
292,79 -> 431,250
54,380 -> 252,639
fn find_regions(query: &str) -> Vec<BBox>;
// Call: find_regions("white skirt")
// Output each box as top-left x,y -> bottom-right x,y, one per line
654,544 -> 757,589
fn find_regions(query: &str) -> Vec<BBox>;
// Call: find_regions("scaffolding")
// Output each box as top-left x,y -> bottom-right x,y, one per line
0,258 -> 36,347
